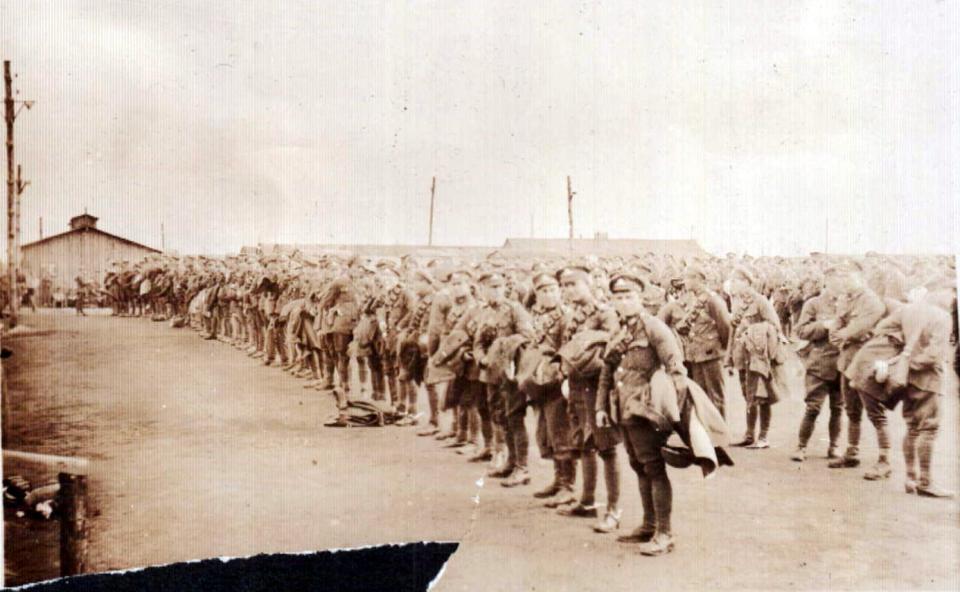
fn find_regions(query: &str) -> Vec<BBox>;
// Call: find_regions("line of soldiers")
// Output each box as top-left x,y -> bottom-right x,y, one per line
104,249 -> 959,556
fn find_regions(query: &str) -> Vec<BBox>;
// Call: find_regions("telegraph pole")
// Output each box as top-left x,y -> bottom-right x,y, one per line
161,222 -> 166,251
5,61 -> 17,323
566,176 -> 575,250
15,164 -> 29,275
428,176 -> 436,246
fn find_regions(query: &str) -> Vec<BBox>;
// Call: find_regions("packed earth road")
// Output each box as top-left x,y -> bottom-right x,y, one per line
4,309 -> 959,590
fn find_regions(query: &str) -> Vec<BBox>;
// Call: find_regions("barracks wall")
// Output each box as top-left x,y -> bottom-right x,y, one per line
22,229 -> 159,293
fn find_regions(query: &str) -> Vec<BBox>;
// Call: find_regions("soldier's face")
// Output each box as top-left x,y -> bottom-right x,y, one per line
535,284 -> 560,308
684,274 -> 703,292
380,274 -> 399,291
482,282 -> 506,303
450,277 -> 471,299
612,290 -> 643,317
728,278 -> 749,296
561,278 -> 591,303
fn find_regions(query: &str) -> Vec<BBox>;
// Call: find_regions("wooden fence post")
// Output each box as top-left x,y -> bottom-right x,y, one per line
58,472 -> 88,577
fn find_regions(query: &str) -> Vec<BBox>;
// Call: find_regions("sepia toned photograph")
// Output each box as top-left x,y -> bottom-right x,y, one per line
1,1 -> 958,590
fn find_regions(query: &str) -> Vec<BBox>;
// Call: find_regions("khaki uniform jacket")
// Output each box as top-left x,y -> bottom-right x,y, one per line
795,294 -> 839,381
829,287 -> 885,373
658,290 -> 731,363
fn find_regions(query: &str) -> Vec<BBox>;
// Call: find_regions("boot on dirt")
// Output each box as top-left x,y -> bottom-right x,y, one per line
592,509 -> 622,533
638,532 -> 675,557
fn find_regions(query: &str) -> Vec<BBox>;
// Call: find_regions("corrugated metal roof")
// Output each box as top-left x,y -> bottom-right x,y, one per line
22,227 -> 161,253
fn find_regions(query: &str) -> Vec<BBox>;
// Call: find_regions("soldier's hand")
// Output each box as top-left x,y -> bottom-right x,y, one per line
561,379 -> 570,400
596,410 -> 611,428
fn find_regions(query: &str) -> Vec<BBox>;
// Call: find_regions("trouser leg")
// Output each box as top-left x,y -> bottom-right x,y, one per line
357,357 -> 368,388
843,377 -> 863,458
758,401 -> 772,440
426,384 -> 439,427
903,388 -> 940,488
827,379 -> 843,448
600,448 -> 620,511
507,407 -> 528,469
405,380 -> 418,416
622,421 -> 668,530
690,359 -> 726,419
368,353 -> 384,399
861,391 -> 890,461
580,451 -> 598,506
798,377 -> 828,448
645,459 -> 672,535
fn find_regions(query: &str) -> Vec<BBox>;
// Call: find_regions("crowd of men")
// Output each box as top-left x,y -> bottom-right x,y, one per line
101,249 -> 959,557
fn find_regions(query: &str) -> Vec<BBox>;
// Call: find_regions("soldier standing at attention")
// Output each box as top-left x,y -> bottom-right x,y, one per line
556,266 -> 623,533
371,260 -> 414,410
658,266 -> 731,418
791,271 -> 843,461
527,271 -> 576,506
395,269 -> 437,427
318,262 -> 362,404
825,268 -> 888,478
473,271 -> 536,484
596,273 -> 688,556
441,270 -> 492,456
728,267 -> 785,449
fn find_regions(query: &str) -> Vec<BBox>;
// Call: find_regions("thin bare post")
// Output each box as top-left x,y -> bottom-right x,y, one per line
566,176 -> 575,250
428,176 -> 436,246
58,472 -> 89,577
5,61 -> 17,323
15,164 -> 28,278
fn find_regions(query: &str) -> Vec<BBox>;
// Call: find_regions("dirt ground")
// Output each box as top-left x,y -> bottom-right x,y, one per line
3,309 -> 959,590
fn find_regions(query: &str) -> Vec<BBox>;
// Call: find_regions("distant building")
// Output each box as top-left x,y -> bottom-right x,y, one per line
22,213 -> 160,293
238,235 -> 710,260
502,235 -> 708,257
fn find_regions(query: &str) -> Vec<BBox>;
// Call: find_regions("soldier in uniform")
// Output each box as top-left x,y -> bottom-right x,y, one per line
432,270 -> 491,455
825,269 -> 889,478
556,266 -> 623,533
395,269 -> 438,426
527,271 -> 576,506
318,262 -> 362,403
74,272 -> 88,316
728,267 -> 785,449
595,273 -> 688,556
846,287 -> 955,497
369,260 -> 414,410
471,271 -> 536,484
658,266 -> 731,418
791,271 -> 843,461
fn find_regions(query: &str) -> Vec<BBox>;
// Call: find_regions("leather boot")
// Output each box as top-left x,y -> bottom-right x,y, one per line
638,532 -> 675,556
533,463 -> 563,499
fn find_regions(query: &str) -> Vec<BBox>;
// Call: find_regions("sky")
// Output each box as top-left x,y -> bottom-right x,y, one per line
0,0 -> 958,257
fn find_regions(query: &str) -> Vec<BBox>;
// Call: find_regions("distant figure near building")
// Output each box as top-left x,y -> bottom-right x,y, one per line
75,273 -> 87,316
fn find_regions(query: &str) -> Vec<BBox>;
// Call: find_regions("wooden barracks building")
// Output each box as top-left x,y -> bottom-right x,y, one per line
21,213 -> 160,294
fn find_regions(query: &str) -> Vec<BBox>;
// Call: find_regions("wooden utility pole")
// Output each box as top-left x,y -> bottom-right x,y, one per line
161,222 -> 165,251
428,176 -> 436,246
15,164 -> 29,274
5,61 -> 17,323
566,176 -> 575,247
